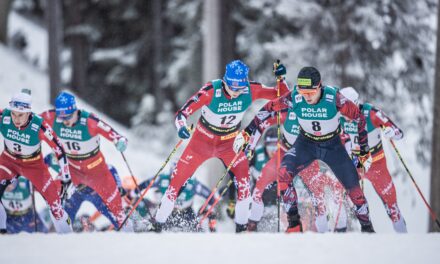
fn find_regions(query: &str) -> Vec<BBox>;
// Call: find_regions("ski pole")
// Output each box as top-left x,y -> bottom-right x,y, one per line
197,144 -> 244,216
120,152 -> 156,219
117,137 -> 186,231
198,178 -> 234,228
31,184 -> 37,232
274,59 -> 282,233
387,137 -> 440,229
333,192 -> 345,231
121,152 -> 141,194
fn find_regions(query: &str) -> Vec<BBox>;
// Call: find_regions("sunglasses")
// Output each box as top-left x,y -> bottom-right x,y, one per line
297,82 -> 321,96
58,113 -> 74,121
229,85 -> 247,92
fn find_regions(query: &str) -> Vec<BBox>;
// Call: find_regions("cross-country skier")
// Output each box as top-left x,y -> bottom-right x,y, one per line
1,176 -> 48,233
40,91 -> 132,231
0,89 -> 72,234
154,60 -> 289,232
236,67 -> 375,232
246,121 -> 348,233
42,152 -> 125,230
339,87 -> 407,233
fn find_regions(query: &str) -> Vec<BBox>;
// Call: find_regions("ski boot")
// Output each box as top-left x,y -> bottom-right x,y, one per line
334,227 -> 347,233
236,223 -> 248,233
354,203 -> 375,233
247,220 -> 258,232
150,220 -> 164,233
286,208 -> 302,233
360,223 -> 375,233
0,229 -> 6,234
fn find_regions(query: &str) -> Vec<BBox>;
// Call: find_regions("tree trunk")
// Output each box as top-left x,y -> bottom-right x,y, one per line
429,0 -> 440,232
203,0 -> 224,187
0,0 -> 12,44
152,0 -> 163,124
66,2 -> 89,97
220,0 -> 238,68
46,0 -> 63,104
203,0 -> 221,81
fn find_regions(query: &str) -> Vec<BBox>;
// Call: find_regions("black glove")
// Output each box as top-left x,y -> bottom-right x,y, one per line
273,60 -> 286,80
60,180 -> 73,201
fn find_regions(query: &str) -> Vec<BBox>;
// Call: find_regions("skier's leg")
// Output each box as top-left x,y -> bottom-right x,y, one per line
63,185 -> 86,222
0,202 -> 6,233
0,180 -> 10,233
298,160 -> 329,232
0,156 -> 17,233
24,158 -> 72,233
155,139 -> 207,225
365,155 -> 407,233
322,137 -> 373,232
85,188 -> 120,229
280,137 -> 316,232
329,174 -> 348,231
81,155 -> 130,231
225,152 -> 251,227
249,154 -> 278,223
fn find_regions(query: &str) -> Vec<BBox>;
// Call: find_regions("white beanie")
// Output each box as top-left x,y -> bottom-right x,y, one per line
9,89 -> 32,113
340,87 -> 359,105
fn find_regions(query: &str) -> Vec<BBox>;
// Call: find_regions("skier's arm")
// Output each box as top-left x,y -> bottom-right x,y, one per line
38,120 -> 70,182
369,106 -> 404,140
244,91 -> 294,137
250,80 -> 290,101
175,83 -> 214,130
336,92 -> 369,153
247,110 -> 288,151
39,110 -> 57,125
88,113 -> 128,151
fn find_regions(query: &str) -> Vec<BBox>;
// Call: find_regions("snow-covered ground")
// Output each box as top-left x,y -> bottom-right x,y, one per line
1,233 -> 439,264
1,12 -> 439,264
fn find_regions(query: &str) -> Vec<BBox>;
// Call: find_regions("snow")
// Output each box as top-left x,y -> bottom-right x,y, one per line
0,233 -> 439,264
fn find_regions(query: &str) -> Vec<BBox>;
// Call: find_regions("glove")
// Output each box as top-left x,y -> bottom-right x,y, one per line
383,126 -> 398,139
178,126 -> 191,139
233,131 -> 249,153
351,154 -> 360,168
175,115 -> 191,139
273,61 -> 286,80
60,180 -> 76,201
358,151 -> 372,172
226,200 -> 235,219
244,147 -> 254,160
115,137 -> 128,152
